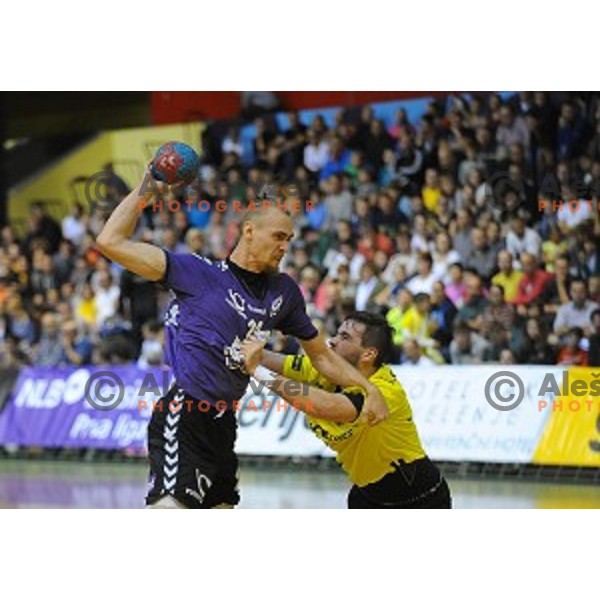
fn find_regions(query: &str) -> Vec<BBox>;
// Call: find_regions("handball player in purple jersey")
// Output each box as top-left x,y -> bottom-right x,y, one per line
96,171 -> 388,509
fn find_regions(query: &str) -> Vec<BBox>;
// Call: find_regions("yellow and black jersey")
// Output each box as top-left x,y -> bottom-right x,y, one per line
282,355 -> 427,487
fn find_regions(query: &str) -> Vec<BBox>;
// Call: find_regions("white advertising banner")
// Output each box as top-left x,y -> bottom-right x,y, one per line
392,365 -> 560,463
235,391 -> 334,457
236,365 -> 561,463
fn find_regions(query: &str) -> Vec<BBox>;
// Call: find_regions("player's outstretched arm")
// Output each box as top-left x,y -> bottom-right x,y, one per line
258,349 -> 286,374
299,335 -> 389,425
255,366 -> 358,422
96,172 -> 167,281
241,339 -> 360,422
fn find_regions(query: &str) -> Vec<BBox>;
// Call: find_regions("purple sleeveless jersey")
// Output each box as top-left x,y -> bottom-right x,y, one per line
162,251 -> 318,406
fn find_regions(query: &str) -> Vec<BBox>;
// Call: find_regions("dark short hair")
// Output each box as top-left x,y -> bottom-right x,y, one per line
344,311 -> 394,368
418,252 -> 433,267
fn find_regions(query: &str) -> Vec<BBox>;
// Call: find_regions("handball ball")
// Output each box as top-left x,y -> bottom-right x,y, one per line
151,141 -> 200,185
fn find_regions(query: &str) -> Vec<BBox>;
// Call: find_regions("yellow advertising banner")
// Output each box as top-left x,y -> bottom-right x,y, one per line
532,367 -> 600,466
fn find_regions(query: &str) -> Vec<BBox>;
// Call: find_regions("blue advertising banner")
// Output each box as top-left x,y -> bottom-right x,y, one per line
0,366 -> 172,450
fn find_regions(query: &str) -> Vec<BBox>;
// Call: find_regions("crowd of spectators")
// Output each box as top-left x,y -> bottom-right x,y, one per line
2,92 -> 600,369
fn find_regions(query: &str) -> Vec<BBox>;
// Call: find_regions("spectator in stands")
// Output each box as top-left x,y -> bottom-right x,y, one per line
429,281 -> 458,353
136,320 -> 164,368
53,239 -> 75,285
34,312 -> 64,366
556,100 -> 585,160
406,252 -> 438,295
556,327 -> 588,366
572,234 -> 598,279
542,226 -> 568,271
22,202 -> 62,256
59,319 -> 93,365
304,129 -> 330,174
553,279 -> 599,337
120,267 -> 160,351
481,284 -> 514,339
496,104 -> 530,152
514,252 -> 553,316
355,262 -> 385,312
94,272 -> 120,327
397,292 -> 437,348
221,126 -> 244,158
432,231 -> 461,282
386,288 -> 413,347
184,228 -> 205,254
30,251 -> 58,296
445,262 -> 467,307
4,296 -> 37,350
499,348 -> 517,364
541,255 -> 572,317
74,283 -> 97,330
587,309 -> 600,366
456,273 -> 488,332
323,175 -> 354,231
395,127 -> 423,184
363,119 -> 392,171
383,231 -> 417,283
452,208 -> 474,261
486,220 -> 504,256
320,137 -> 351,181
450,323 -> 489,365
62,203 -> 87,246
464,227 -> 497,282
492,250 -> 523,303
588,275 -> 600,304
402,338 -> 436,366
506,217 -> 542,261
422,168 -> 442,213
512,318 -> 555,365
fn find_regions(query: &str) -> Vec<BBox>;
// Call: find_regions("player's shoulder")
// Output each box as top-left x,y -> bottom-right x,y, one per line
269,270 -> 303,295
164,251 -> 228,288
271,270 -> 297,287
371,364 -> 406,395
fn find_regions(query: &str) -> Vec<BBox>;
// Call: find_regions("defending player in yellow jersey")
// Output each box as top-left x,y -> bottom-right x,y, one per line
242,311 -> 451,509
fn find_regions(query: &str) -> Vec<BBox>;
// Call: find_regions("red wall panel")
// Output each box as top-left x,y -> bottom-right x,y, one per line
151,91 -> 440,124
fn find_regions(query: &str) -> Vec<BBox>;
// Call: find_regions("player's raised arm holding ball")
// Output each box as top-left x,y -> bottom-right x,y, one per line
95,141 -> 388,510
96,142 -> 199,280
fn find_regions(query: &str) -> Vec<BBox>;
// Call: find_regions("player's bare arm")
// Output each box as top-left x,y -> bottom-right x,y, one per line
299,335 -> 389,425
95,171 -> 167,281
242,336 -> 388,425
255,348 -> 286,374
241,339 -> 358,422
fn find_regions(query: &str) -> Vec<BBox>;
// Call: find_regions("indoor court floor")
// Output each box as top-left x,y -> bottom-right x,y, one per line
0,460 -> 599,509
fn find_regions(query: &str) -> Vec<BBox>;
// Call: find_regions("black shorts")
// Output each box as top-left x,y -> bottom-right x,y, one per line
145,384 -> 240,509
347,457 -> 452,509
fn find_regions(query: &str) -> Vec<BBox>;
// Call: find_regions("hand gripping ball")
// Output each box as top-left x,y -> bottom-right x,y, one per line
150,141 -> 200,185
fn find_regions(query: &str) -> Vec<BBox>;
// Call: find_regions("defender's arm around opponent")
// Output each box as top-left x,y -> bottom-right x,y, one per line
241,312 -> 452,509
